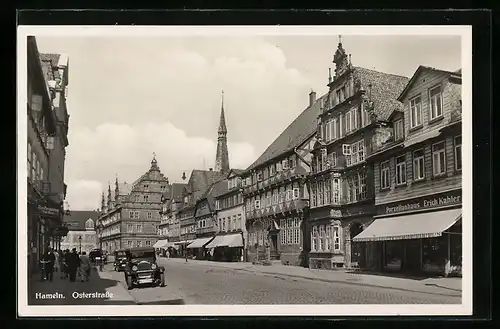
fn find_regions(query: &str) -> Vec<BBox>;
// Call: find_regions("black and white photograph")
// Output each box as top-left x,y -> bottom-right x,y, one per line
17,25 -> 472,317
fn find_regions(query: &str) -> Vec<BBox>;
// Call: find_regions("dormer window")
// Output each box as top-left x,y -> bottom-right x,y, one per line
394,119 -> 404,141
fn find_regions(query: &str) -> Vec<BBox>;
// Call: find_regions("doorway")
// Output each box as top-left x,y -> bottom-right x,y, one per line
350,222 -> 365,267
404,239 -> 421,272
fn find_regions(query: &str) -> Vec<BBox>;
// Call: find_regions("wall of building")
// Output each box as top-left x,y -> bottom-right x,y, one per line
60,230 -> 97,254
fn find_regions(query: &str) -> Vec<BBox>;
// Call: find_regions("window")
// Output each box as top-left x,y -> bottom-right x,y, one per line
319,225 -> 325,251
184,196 -> 188,204
342,144 -> 351,156
324,180 -> 331,205
345,108 -> 358,133
359,172 -> 367,200
254,199 -> 260,209
280,219 -> 286,245
129,211 -> 135,219
282,159 -> 289,170
147,212 -> 152,219
136,241 -> 141,247
146,241 -> 151,246
310,183 -> 316,208
237,214 -> 242,230
380,161 -> 390,189
257,172 -> 263,181
413,149 -> 425,181
293,187 -> 300,200
144,195 -> 149,202
127,241 -> 132,247
285,189 -> 291,201
432,141 -> 446,176
429,85 -> 443,120
325,226 -> 331,251
144,184 -> 149,191
395,155 -> 407,185
136,225 -> 142,233
332,178 -> 341,204
394,119 -> 404,141
409,96 -> 422,128
311,226 -> 318,251
135,195 -> 140,202
127,224 -> 133,233
454,136 -> 462,171
328,152 -> 337,169
347,140 -> 365,166
273,190 -> 279,204
333,225 -> 341,251
325,120 -> 331,141
317,182 -> 324,206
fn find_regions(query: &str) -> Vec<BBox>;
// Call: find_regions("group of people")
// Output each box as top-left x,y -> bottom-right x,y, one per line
41,247 -> 92,283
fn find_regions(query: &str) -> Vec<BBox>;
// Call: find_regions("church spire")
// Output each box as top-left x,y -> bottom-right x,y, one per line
214,90 -> 230,173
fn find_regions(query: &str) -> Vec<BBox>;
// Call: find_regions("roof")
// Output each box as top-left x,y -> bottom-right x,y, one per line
63,210 -> 98,231
211,179 -> 229,198
162,183 -> 186,202
39,53 -> 61,82
351,66 -> 410,121
397,65 -> 461,101
228,169 -> 245,177
183,169 -> 226,207
246,94 -> 327,171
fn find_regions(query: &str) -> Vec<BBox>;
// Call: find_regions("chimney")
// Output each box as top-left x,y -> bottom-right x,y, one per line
309,90 -> 317,107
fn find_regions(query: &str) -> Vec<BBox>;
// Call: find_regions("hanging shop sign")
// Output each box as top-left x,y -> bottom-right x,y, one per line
377,189 -> 462,216
52,226 -> 69,236
37,205 -> 60,217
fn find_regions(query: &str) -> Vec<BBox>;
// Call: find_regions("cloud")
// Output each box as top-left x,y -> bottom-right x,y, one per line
65,122 -> 256,210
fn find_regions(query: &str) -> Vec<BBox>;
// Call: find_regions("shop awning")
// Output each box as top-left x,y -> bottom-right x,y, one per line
353,208 -> 462,242
217,234 -> 244,248
153,239 -> 169,248
186,237 -> 214,249
174,240 -> 193,245
205,235 -> 226,249
404,130 -> 442,148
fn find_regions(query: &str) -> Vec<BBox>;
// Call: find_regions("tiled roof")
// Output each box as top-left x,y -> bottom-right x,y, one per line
63,210 -> 98,231
39,53 -> 61,82
229,169 -> 245,176
246,94 -> 327,171
185,169 -> 226,206
211,179 -> 229,198
163,183 -> 186,202
351,67 -> 409,121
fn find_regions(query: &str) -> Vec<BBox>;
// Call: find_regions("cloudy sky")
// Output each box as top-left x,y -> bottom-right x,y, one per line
34,32 -> 461,211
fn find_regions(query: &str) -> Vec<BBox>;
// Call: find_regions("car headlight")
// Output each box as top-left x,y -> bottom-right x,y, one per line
151,263 -> 157,270
132,265 -> 138,271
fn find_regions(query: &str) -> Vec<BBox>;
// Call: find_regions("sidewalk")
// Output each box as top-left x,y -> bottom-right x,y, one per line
28,267 -> 135,305
162,258 -> 462,297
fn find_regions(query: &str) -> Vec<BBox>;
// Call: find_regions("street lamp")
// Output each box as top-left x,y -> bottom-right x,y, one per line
78,235 -> 82,254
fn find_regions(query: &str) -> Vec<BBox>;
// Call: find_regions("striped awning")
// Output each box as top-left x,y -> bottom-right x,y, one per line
353,208 -> 462,242
186,237 -> 214,249
153,239 -> 169,248
217,234 -> 244,248
205,235 -> 226,249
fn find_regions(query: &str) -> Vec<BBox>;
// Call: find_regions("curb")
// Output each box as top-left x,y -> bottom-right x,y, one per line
170,259 -> 461,298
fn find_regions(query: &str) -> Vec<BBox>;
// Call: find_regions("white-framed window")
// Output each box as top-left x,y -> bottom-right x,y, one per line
129,211 -> 135,219
135,211 -> 140,219
293,188 -> 300,200
127,224 -> 133,233
270,164 -> 276,176
394,119 -> 404,141
332,178 -> 341,204
311,226 -> 318,251
324,179 -> 331,205
310,182 -> 317,208
432,141 -> 446,176
257,172 -> 263,181
429,85 -> 443,120
333,225 -> 341,251
413,149 -> 425,181
317,182 -> 324,206
409,95 -> 423,128
359,172 -> 367,200
135,195 -> 140,202
144,195 -> 149,202
144,184 -> 149,191
147,212 -> 152,219
282,159 -> 289,170
380,160 -> 390,189
273,190 -> 279,204
280,219 -> 286,245
345,108 -> 358,133
348,140 -> 365,166
454,135 -> 462,171
136,224 -> 142,233
127,241 -> 132,247
332,118 -> 338,140
318,225 -> 325,251
136,241 -> 141,247
325,226 -> 331,251
254,199 -> 261,209
395,155 -> 407,185
325,120 -> 331,141
146,240 -> 151,246
342,144 -> 351,156
328,152 -> 337,169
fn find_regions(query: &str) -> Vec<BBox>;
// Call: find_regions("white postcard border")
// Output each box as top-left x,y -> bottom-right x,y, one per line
17,25 -> 473,317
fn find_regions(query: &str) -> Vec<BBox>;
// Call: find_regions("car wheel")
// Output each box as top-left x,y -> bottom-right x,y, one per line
160,273 -> 165,287
126,276 -> 133,290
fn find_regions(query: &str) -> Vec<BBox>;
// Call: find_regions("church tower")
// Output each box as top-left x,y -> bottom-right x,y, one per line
214,90 -> 230,173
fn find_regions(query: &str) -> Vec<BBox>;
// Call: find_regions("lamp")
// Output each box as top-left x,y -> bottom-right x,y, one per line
78,235 -> 82,253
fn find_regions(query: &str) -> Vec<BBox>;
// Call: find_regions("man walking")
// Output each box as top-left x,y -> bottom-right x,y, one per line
42,247 -> 56,282
66,248 -> 80,282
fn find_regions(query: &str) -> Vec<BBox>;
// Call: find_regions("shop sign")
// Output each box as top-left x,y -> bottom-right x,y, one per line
37,205 -> 60,217
378,189 -> 462,215
52,226 -> 69,236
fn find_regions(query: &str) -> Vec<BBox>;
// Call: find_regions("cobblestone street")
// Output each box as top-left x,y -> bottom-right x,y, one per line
92,259 -> 461,305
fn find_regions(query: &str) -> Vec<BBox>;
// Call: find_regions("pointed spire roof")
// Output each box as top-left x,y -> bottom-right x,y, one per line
150,152 -> 159,170
218,90 -> 227,134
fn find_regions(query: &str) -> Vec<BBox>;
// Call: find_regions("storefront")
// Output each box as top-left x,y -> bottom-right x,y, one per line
353,189 -> 462,277
205,233 -> 245,262
186,236 -> 214,260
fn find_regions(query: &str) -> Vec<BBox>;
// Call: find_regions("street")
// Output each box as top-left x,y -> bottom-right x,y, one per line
104,259 -> 461,305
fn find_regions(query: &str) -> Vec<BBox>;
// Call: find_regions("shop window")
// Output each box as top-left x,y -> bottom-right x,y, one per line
384,241 -> 404,271
422,236 -> 447,272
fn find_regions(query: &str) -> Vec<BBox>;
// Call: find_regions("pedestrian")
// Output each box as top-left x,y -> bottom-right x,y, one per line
80,251 -> 91,282
66,248 -> 80,282
166,249 -> 170,260
42,247 -> 56,282
53,249 -> 60,275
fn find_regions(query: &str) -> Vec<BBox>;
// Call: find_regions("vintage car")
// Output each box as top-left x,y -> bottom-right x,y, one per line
89,248 -> 103,263
124,247 -> 165,289
114,249 -> 128,271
